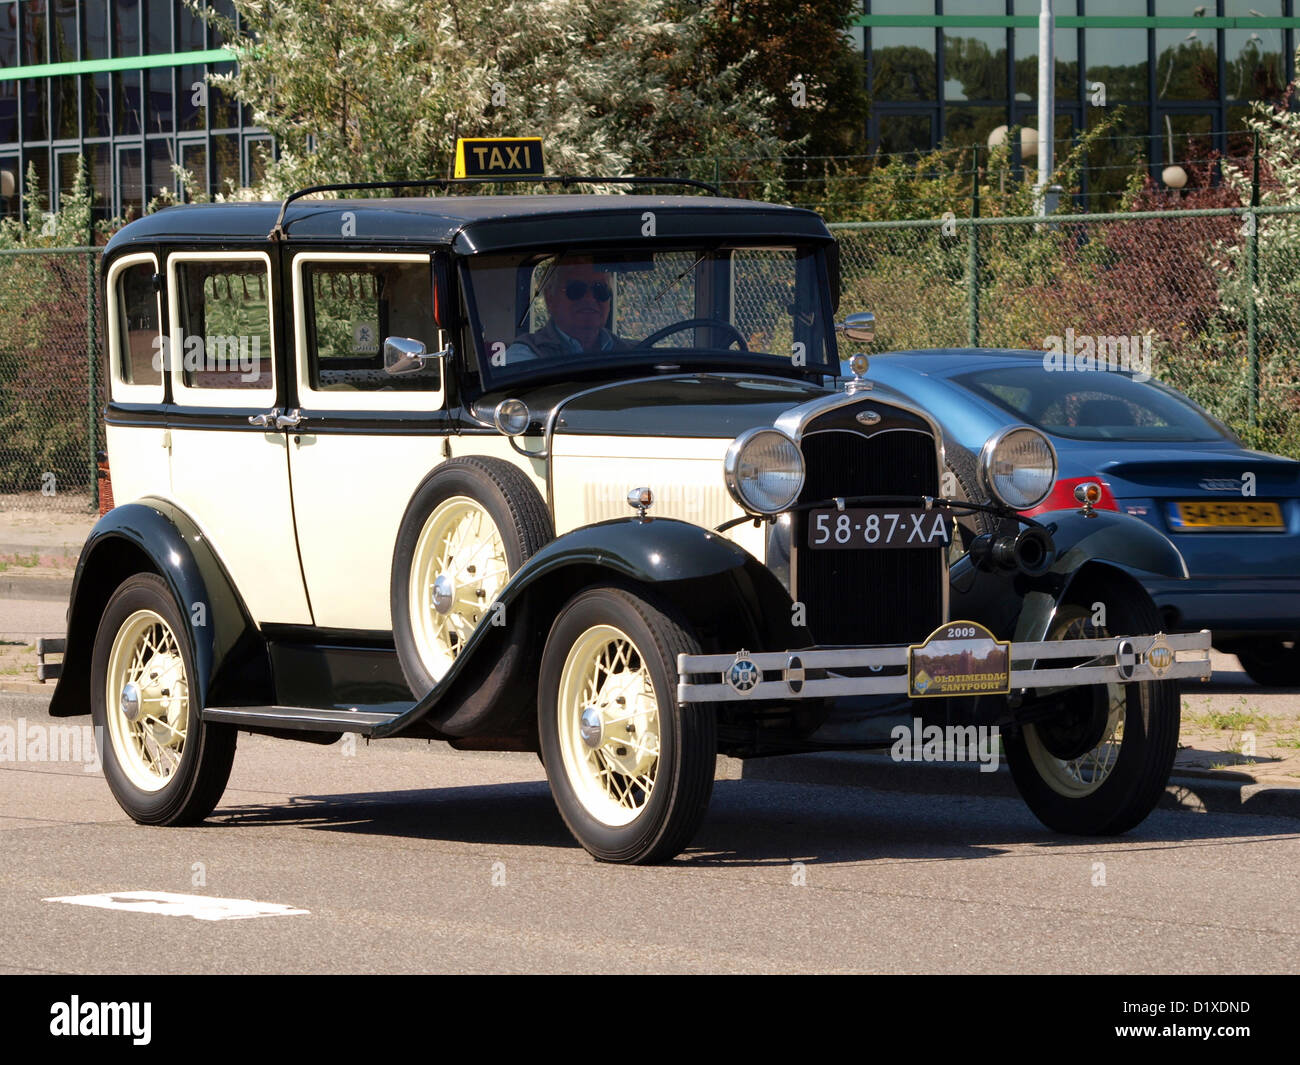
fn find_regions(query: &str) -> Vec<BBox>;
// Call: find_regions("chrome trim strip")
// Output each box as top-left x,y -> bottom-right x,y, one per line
676,630 -> 1213,702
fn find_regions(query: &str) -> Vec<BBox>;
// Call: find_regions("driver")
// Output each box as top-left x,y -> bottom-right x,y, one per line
505,258 -> 633,361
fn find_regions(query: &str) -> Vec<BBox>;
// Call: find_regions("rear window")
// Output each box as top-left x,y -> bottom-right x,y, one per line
952,365 -> 1229,442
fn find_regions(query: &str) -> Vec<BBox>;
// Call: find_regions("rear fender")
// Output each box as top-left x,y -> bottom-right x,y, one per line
49,500 -> 270,718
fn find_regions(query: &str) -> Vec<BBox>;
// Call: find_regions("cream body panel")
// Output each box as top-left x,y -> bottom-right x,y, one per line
288,435 -> 444,630
290,435 -> 548,631
550,434 -> 764,559
104,424 -> 171,504
167,428 -> 313,625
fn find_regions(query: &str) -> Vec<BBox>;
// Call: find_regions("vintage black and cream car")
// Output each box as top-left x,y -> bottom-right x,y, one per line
47,178 -> 1211,863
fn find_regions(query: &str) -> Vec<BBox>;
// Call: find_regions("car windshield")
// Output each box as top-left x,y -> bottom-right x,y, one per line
953,365 -> 1230,442
461,245 -> 833,385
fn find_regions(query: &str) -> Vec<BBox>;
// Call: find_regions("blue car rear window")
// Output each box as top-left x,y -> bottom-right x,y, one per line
952,365 -> 1229,442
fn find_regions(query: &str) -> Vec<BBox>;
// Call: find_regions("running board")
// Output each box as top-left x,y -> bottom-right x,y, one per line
202,705 -> 403,735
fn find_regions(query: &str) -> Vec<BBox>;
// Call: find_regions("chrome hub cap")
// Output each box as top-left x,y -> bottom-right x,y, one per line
120,682 -> 142,722
579,706 -> 604,748
431,574 -> 454,615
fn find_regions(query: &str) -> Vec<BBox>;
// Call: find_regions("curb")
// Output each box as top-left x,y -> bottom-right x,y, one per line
0,574 -> 73,602
740,751 -> 1300,822
0,681 -> 55,696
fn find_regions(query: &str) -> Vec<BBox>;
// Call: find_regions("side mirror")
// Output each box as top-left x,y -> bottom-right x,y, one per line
835,311 -> 875,344
384,336 -> 428,376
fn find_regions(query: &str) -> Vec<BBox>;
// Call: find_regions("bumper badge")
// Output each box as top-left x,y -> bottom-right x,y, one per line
725,651 -> 760,695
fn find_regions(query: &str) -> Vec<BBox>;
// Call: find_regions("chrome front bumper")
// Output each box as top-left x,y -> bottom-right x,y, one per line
676,630 -> 1213,703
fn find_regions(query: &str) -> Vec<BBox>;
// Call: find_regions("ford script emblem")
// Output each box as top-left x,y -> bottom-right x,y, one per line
726,651 -> 760,695
856,410 -> 882,426
1199,478 -> 1243,492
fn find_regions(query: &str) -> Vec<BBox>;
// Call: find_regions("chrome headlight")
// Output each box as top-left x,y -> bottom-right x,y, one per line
980,426 -> 1057,510
493,397 -> 530,436
724,429 -> 805,516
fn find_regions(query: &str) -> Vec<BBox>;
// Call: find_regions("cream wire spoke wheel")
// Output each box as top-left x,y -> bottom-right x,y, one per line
408,495 -> 509,680
103,609 -> 190,793
1004,580 -> 1179,836
539,585 -> 717,864
1024,610 -> 1126,798
557,624 -> 661,827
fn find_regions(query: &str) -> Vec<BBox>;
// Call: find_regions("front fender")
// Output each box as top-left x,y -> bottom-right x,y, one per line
949,509 -> 1187,645
1039,509 -> 1188,582
379,517 -> 799,738
49,500 -> 270,718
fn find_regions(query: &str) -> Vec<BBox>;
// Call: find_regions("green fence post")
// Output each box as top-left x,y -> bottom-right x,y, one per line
86,248 -> 97,508
968,146 -> 980,347
1247,131 -> 1260,429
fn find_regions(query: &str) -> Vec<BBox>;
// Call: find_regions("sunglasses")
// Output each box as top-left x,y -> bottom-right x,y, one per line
564,280 -> 612,302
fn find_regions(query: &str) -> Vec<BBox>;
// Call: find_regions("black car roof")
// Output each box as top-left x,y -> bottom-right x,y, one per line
104,194 -> 834,257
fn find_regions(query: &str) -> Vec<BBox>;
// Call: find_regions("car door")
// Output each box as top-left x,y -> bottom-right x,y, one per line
165,249 -> 313,625
284,250 -> 450,631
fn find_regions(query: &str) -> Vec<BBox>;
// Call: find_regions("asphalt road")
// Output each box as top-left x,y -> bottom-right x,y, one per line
2,691 -> 1297,974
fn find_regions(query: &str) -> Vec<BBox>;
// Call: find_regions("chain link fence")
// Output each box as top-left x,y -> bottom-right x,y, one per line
0,247 -> 104,515
833,206 -> 1300,460
1,208 -> 1297,530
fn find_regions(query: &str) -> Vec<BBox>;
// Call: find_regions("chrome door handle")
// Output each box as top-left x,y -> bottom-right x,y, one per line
248,408 -> 281,428
274,409 -> 304,430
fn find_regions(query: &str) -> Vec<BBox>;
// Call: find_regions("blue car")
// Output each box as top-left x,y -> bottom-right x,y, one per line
859,349 -> 1300,687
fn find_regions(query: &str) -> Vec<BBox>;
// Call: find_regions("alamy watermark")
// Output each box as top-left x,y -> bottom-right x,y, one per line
1042,328 -> 1153,382
151,328 -> 262,382
0,719 -> 100,772
890,718 -> 1001,773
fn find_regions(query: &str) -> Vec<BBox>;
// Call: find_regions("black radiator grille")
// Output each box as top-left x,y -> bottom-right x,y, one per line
793,428 -> 944,646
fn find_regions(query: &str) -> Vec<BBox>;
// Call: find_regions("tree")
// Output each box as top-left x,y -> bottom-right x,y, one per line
196,0 -> 790,195
698,1 -> 869,158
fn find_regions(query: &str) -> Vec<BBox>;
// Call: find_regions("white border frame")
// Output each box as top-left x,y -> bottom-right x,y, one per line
291,251 -> 444,412
105,251 -> 165,404
167,250 -> 278,409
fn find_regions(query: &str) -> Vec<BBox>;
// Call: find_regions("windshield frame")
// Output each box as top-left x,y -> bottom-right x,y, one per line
456,241 -> 840,395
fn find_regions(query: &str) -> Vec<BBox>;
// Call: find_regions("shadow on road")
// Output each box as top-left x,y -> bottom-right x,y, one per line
208,774 -> 1299,867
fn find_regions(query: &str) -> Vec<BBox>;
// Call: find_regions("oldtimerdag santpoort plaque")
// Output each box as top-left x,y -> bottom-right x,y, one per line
908,620 -> 1011,699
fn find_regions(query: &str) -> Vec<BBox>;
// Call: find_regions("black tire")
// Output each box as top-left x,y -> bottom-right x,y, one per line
391,457 -> 553,712
944,438 -> 997,552
1004,580 -> 1179,835
538,585 -> 717,864
90,572 -> 236,825
1235,640 -> 1298,687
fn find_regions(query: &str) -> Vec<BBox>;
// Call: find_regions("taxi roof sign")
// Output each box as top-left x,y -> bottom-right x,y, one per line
454,137 -> 545,179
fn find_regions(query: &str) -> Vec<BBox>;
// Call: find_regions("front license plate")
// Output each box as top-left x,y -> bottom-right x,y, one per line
1170,500 -> 1284,530
807,507 -> 951,549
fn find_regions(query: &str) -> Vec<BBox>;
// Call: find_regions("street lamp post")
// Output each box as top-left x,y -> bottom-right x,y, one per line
1035,0 -> 1059,216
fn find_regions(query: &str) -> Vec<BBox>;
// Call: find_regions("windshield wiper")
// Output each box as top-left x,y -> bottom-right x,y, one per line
649,251 -> 710,306
516,251 -> 567,332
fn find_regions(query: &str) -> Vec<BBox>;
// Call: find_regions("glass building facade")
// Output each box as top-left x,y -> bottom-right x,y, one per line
860,1 -> 1299,198
0,0 -> 272,226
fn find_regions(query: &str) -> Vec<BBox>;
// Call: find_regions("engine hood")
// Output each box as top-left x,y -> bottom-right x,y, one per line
477,373 -> 832,438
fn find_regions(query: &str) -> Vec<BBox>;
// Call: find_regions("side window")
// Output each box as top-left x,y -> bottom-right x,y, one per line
304,259 -> 440,392
109,257 -> 162,397
173,258 -> 273,391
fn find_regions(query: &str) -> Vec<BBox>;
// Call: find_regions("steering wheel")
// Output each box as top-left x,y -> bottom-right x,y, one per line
638,317 -> 749,352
